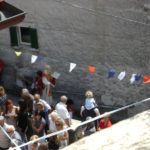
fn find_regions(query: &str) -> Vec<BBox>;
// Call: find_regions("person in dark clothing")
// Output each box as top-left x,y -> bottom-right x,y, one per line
17,100 -> 29,142
21,88 -> 34,115
31,70 -> 44,95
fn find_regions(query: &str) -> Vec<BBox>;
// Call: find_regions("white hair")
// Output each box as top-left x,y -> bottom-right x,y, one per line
60,95 -> 68,102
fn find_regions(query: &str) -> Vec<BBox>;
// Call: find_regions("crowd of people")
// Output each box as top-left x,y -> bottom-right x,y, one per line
0,65 -> 112,150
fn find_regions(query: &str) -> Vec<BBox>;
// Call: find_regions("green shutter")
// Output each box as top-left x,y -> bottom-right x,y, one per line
30,28 -> 39,49
9,27 -> 18,46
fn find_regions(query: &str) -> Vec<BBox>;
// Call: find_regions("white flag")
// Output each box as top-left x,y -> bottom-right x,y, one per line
31,55 -> 38,64
130,74 -> 136,84
51,72 -> 60,79
69,63 -> 76,72
15,51 -> 22,57
118,71 -> 126,80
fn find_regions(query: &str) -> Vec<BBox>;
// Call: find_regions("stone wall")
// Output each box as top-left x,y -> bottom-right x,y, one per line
0,0 -> 150,116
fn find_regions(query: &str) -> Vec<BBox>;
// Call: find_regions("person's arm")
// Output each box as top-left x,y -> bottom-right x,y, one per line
42,100 -> 51,112
31,119 -> 37,131
80,106 -> 85,117
37,122 -> 45,133
36,118 -> 46,133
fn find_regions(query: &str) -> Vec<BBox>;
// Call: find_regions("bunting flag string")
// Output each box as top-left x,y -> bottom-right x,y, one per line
12,52 -> 149,84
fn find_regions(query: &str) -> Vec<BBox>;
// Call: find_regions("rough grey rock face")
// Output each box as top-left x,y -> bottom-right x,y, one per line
64,109 -> 150,150
0,0 -> 150,116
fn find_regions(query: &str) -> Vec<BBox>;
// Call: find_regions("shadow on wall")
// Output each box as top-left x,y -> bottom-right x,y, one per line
0,65 -> 128,123
0,64 -> 34,97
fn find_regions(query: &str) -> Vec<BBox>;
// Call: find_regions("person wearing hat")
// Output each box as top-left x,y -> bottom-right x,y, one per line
0,116 -> 15,150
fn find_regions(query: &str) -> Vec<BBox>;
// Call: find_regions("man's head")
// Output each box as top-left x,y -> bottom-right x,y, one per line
21,88 -> 30,98
34,94 -> 40,102
60,95 -> 68,103
6,125 -> 15,135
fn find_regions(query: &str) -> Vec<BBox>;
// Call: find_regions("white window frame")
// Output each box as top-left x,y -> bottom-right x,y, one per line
18,26 -> 31,45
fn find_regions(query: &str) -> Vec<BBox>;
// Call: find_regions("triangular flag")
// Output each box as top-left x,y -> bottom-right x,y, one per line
15,51 -> 22,57
108,69 -> 115,78
69,63 -> 76,72
31,55 -> 38,64
118,71 -> 126,80
88,66 -> 96,73
143,76 -> 150,83
130,74 -> 136,84
51,72 -> 61,79
135,74 -> 142,81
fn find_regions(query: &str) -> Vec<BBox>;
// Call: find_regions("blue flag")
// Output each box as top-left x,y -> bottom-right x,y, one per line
135,74 -> 142,81
108,69 -> 116,78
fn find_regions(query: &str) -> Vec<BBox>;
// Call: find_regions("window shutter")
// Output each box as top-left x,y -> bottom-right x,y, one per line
9,26 -> 18,46
30,28 -> 39,49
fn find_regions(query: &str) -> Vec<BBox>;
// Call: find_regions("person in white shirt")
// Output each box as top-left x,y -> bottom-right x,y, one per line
0,116 -> 15,150
55,96 -> 71,127
80,90 -> 100,120
7,126 -> 22,148
48,111 -> 60,133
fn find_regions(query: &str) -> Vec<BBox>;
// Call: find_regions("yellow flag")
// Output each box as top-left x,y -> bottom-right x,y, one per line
15,51 -> 22,57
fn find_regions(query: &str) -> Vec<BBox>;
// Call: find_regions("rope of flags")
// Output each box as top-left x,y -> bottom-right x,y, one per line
14,51 -> 150,84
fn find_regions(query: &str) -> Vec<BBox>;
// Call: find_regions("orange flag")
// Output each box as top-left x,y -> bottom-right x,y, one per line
143,76 -> 150,83
88,66 -> 96,73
